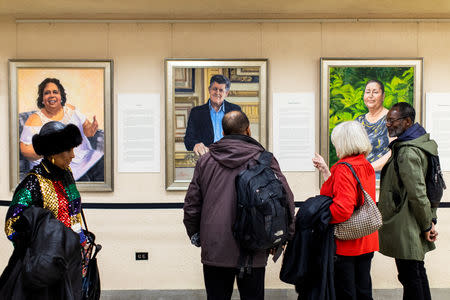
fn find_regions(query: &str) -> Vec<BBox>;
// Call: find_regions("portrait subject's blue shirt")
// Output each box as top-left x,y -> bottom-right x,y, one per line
209,100 -> 225,142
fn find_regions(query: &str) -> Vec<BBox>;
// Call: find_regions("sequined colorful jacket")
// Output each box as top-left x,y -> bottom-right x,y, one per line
5,158 -> 86,246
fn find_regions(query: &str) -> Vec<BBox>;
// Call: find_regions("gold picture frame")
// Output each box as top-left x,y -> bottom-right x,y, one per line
165,59 -> 268,190
320,58 -> 423,185
9,59 -> 113,192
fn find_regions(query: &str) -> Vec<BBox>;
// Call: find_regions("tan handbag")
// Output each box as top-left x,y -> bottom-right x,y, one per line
334,162 -> 382,240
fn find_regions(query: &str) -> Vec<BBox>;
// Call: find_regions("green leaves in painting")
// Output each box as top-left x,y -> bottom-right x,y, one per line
383,68 -> 414,108
328,66 -> 415,165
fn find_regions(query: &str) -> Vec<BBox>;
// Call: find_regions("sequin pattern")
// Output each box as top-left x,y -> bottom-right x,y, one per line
4,216 -> 19,239
54,180 -> 71,227
36,174 -> 59,219
5,159 -> 86,245
69,197 -> 82,216
11,188 -> 33,206
65,183 -> 81,201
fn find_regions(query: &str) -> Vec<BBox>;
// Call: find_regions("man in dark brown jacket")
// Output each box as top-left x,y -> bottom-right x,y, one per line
183,110 -> 295,300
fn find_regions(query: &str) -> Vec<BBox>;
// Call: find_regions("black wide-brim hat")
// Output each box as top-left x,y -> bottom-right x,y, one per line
32,121 -> 82,156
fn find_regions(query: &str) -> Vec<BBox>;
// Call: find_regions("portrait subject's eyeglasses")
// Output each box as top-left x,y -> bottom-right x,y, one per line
386,116 -> 407,125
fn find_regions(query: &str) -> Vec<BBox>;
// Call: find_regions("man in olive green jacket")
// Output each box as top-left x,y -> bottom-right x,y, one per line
379,102 -> 438,300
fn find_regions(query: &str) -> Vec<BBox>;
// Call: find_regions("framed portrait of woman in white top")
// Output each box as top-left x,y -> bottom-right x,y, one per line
9,59 -> 113,192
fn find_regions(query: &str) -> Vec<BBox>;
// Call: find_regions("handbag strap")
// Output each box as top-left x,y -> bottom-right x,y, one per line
81,208 -> 89,232
81,207 -> 102,252
336,162 -> 368,198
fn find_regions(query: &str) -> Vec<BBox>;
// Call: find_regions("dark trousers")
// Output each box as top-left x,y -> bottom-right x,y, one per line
334,252 -> 374,300
395,259 -> 431,300
203,264 -> 265,300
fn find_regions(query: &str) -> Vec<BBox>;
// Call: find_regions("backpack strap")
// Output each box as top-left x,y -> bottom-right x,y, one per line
393,144 -> 420,189
237,248 -> 253,278
258,151 -> 273,166
392,144 -> 426,208
393,144 -> 405,187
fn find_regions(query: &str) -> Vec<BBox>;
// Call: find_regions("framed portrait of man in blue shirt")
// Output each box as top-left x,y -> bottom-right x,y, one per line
165,59 -> 268,190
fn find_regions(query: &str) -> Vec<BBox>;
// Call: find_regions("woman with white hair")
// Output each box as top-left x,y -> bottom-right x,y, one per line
313,120 -> 379,300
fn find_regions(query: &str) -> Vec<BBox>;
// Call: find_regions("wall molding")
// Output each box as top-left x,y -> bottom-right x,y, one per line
1,200 -> 449,209
15,18 -> 450,24
98,288 -> 450,300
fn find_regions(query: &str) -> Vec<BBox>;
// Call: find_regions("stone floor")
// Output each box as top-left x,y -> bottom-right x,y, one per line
100,289 -> 450,299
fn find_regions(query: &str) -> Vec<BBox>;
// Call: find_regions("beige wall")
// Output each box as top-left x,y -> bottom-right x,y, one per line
0,17 -> 450,290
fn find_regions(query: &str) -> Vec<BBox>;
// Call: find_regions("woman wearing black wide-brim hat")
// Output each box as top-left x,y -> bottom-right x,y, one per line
1,121 -> 87,299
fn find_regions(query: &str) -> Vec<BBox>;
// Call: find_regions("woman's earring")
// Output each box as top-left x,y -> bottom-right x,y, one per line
51,157 -> 55,164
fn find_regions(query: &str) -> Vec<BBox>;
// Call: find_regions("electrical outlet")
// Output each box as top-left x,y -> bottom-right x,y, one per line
135,252 -> 148,260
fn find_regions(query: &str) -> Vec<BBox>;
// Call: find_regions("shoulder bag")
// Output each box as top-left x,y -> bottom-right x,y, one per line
334,162 -> 382,240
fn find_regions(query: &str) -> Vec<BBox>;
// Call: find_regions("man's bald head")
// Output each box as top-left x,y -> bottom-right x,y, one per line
222,110 -> 250,136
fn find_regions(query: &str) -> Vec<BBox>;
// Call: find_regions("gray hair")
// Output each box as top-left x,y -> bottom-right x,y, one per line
331,121 -> 372,159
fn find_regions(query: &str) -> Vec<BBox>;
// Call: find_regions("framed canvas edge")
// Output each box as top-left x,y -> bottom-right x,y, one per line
164,58 -> 268,191
8,59 -> 114,192
319,57 -> 424,188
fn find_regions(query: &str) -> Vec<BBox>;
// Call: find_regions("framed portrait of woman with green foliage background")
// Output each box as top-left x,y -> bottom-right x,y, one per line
320,58 -> 423,182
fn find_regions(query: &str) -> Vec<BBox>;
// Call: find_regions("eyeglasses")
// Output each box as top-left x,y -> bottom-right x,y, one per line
386,116 -> 406,125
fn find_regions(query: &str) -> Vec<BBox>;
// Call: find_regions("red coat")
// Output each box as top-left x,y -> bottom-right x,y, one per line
320,154 -> 379,256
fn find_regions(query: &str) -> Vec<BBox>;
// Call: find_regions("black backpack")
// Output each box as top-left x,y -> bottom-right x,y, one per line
233,151 -> 290,272
394,145 -> 447,208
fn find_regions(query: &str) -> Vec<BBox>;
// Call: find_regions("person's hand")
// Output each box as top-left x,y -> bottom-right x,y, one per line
425,223 -> 438,242
193,143 -> 209,156
312,153 -> 331,180
83,115 -> 99,137
190,232 -> 201,247
312,152 -> 326,170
